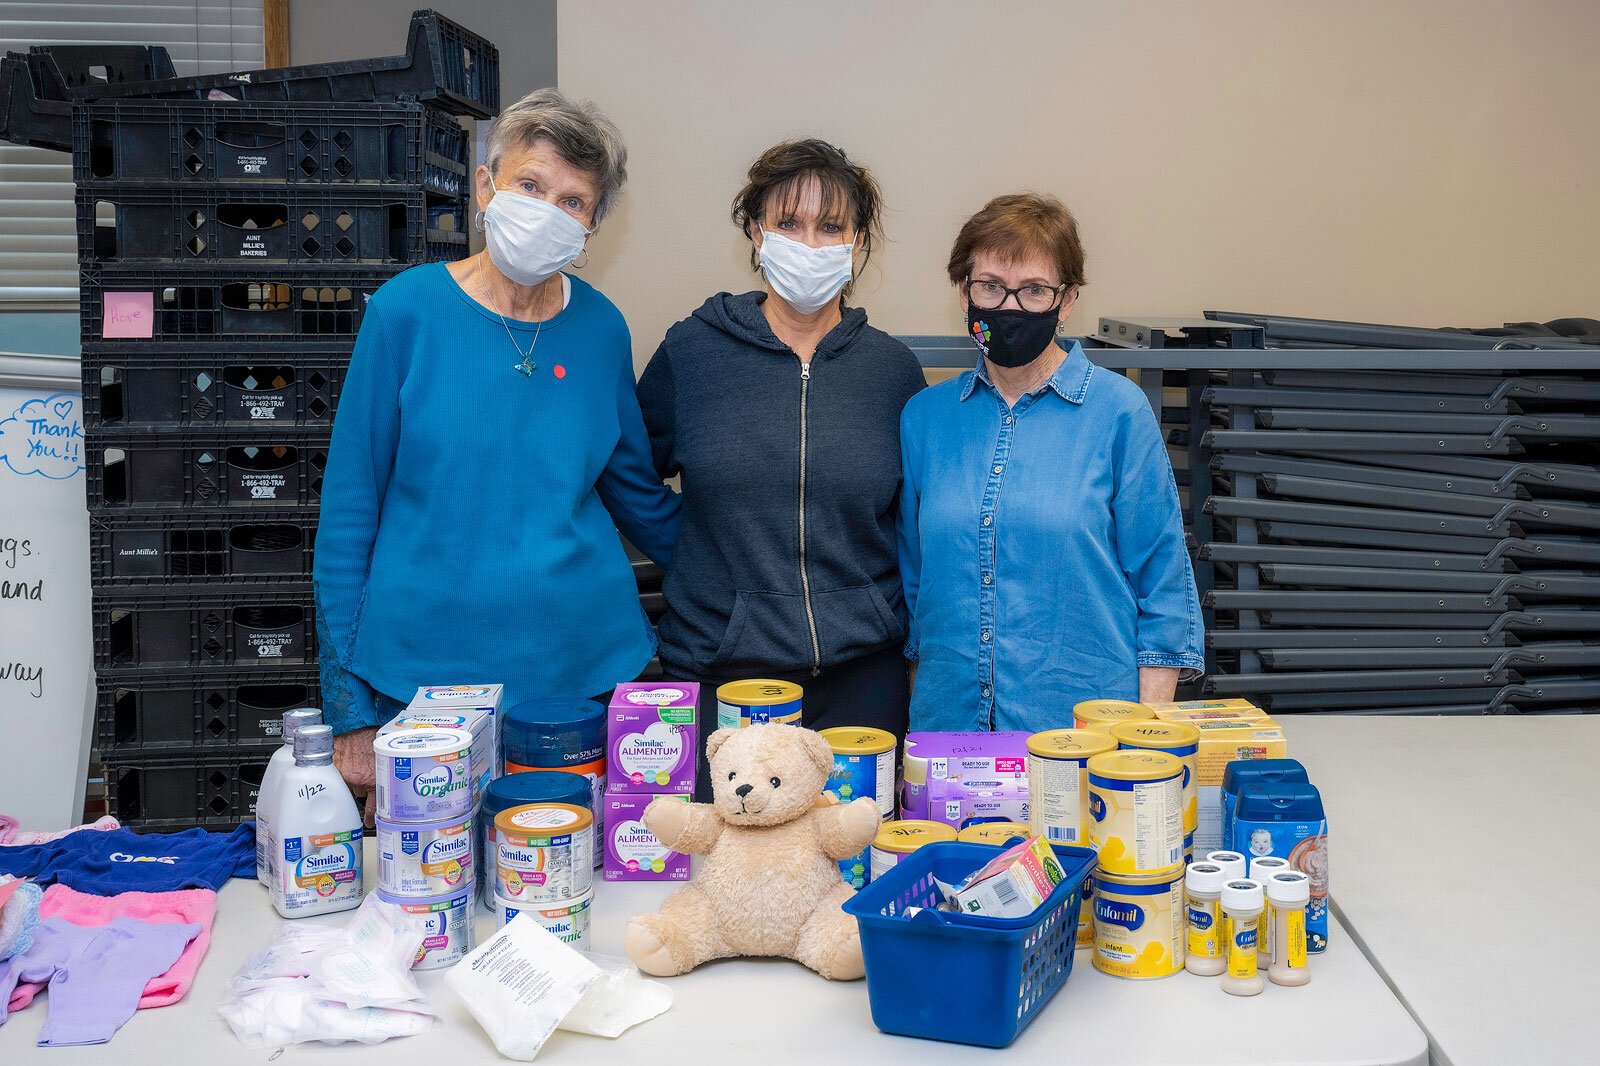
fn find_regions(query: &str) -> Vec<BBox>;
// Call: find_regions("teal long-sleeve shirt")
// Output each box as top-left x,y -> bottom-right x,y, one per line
313,263 -> 680,733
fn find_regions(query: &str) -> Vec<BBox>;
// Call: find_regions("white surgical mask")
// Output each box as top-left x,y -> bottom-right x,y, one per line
758,231 -> 853,314
482,190 -> 589,287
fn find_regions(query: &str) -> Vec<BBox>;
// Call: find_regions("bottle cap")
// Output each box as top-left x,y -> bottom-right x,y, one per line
1185,861 -> 1227,894
1267,870 -> 1311,906
1207,851 -> 1247,880
1222,878 -> 1264,911
294,723 -> 334,761
1249,855 -> 1290,882
281,707 -> 322,743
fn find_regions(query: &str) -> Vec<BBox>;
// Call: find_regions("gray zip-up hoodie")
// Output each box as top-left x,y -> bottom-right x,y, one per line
637,291 -> 926,678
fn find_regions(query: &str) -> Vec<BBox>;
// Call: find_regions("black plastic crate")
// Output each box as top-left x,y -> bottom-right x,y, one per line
87,430 -> 329,509
96,668 -> 319,756
90,509 -> 317,586
73,100 -> 469,196
81,344 -> 349,428
81,265 -> 399,342
1,46 -> 172,151
93,584 -> 316,671
78,185 -> 467,266
103,754 -> 270,828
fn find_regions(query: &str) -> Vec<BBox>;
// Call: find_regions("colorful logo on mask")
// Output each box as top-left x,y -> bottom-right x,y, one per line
971,318 -> 991,349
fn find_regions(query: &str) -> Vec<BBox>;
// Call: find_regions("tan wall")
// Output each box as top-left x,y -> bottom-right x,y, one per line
556,0 -> 1600,368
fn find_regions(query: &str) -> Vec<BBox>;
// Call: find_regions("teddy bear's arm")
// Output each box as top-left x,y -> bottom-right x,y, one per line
642,797 -> 726,855
812,797 -> 883,861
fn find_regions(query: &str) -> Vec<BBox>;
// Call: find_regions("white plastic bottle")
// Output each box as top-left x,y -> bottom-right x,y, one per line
1268,871 -> 1312,987
256,707 -> 324,886
272,724 -> 364,919
1221,878 -> 1266,997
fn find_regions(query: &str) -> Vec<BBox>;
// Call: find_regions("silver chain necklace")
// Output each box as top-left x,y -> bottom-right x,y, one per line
480,269 -> 551,377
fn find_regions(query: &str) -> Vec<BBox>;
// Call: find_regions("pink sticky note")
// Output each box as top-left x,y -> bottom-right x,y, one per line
103,291 -> 154,338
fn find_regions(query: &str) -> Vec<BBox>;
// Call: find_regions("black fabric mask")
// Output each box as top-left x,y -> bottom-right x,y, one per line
966,305 -> 1060,368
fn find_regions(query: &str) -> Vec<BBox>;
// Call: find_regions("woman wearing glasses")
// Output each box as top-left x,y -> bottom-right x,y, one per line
897,193 -> 1202,732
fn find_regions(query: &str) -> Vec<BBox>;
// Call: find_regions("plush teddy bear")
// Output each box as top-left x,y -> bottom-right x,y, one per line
623,725 -> 882,981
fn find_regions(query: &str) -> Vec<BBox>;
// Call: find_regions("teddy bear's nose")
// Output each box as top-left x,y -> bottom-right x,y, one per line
735,783 -> 754,798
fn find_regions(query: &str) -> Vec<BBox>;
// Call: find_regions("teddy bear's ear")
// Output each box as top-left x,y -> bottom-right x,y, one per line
799,727 -> 836,776
705,728 -> 737,764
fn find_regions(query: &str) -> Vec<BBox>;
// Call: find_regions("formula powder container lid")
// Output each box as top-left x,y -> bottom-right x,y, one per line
956,822 -> 1030,846
819,726 -> 896,755
1087,749 -> 1182,782
1267,870 -> 1311,906
1027,729 -> 1116,760
484,771 -> 591,821
872,819 -> 958,855
1186,861 -> 1228,894
1222,878 -> 1264,911
495,802 -> 593,842
1109,720 -> 1200,751
716,679 -> 803,706
1073,699 -> 1154,731
1221,758 -> 1308,795
503,698 -> 605,767
1237,782 -> 1325,822
373,727 -> 474,759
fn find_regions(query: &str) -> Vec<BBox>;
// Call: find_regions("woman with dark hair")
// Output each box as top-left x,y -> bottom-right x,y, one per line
637,139 -> 925,792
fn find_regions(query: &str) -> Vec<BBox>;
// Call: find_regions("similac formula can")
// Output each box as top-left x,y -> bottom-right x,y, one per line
495,803 -> 594,904
375,814 -> 475,896
869,820 -> 957,880
481,772 -> 594,909
716,679 -> 803,729
899,736 -> 927,820
956,822 -> 1031,846
503,698 -> 607,840
1093,866 -> 1186,979
373,728 -> 474,822
821,727 -> 895,889
1088,750 -> 1184,875
1073,699 -> 1154,734
497,891 -> 592,952
1027,729 -> 1116,847
378,887 -> 475,970
1111,720 -> 1201,838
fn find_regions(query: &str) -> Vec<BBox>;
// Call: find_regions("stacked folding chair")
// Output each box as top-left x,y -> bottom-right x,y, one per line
1,11 -> 500,825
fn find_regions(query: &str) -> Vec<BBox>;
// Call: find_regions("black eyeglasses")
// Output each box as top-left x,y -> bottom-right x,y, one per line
964,277 -> 1070,313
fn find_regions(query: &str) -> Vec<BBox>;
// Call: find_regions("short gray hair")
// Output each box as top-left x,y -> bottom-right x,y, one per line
484,88 -> 628,224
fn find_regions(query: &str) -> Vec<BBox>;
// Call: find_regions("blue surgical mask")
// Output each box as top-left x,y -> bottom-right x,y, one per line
758,231 -> 853,314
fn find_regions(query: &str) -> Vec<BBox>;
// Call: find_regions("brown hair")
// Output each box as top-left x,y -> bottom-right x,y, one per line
732,139 -> 883,296
946,193 -> 1087,290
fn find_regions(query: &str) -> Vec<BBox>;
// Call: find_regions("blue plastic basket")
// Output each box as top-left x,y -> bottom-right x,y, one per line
842,841 -> 1096,1048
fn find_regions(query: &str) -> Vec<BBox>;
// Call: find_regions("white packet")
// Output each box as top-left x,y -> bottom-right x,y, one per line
445,916 -> 601,1060
559,953 -> 672,1038
313,895 -> 427,1008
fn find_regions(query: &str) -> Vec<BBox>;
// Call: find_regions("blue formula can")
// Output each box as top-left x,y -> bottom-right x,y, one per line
819,727 -> 896,889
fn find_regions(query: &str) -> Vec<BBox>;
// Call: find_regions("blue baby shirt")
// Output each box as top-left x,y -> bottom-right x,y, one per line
0,825 -> 254,894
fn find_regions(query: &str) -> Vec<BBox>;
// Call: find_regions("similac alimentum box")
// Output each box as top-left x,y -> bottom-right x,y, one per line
1154,713 -> 1287,853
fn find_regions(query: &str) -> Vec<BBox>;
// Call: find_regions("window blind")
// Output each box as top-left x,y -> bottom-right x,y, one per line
0,2 -> 265,306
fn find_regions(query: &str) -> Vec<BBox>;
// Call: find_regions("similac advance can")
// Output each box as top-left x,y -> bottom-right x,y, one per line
1073,699 -> 1154,734
373,728 -> 474,822
1093,867 -> 1186,979
1088,750 -> 1184,875
497,890 -> 592,952
1111,720 -> 1201,838
956,822 -> 1031,846
378,887 -> 475,970
482,772 -> 594,910
716,680 -> 803,729
495,803 -> 594,904
375,814 -> 475,896
1027,729 -> 1116,847
869,820 -> 957,880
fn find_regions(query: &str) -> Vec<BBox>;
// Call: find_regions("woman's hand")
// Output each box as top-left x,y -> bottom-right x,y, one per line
332,726 -> 379,828
1138,666 -> 1180,705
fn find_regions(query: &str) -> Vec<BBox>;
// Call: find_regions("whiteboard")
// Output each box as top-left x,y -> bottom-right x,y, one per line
0,353 -> 94,828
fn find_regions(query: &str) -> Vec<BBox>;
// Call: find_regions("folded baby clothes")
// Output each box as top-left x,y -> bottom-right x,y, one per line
0,815 -> 121,847
0,824 -> 253,894
0,917 -> 201,1046
0,879 -> 42,961
8,885 -> 217,1011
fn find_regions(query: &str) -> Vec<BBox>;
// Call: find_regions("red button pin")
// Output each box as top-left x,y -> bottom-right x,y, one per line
553,365 -> 567,379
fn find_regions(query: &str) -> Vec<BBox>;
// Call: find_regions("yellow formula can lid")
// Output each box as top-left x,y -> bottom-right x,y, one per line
1027,729 -> 1117,760
1095,863 -> 1185,887
1073,700 -> 1154,729
1087,749 -> 1183,782
956,822 -> 1031,846
872,820 -> 958,854
1109,721 -> 1201,750
716,679 -> 804,706
819,726 -> 896,755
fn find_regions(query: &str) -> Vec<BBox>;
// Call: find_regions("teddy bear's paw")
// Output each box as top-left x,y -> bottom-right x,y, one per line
625,915 -> 687,977
821,927 -> 865,981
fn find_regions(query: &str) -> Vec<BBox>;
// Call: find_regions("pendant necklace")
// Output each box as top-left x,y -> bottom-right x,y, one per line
484,271 -> 549,377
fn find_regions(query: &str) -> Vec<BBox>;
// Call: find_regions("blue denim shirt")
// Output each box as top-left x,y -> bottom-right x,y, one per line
898,340 -> 1203,732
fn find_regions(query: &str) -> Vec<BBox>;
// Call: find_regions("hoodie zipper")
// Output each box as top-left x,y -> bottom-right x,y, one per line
798,361 -> 821,677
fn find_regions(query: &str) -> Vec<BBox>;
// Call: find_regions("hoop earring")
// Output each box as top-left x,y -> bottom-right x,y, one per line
474,210 -> 485,233
573,248 -> 590,270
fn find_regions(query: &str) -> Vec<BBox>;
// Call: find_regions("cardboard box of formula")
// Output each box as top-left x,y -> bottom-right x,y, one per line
1150,711 -> 1287,854
1147,698 -> 1268,723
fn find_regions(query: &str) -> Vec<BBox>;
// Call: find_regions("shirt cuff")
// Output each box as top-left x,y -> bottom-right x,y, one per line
1137,651 -> 1205,682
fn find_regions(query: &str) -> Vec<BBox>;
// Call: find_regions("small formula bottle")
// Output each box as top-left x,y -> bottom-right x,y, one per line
256,707 -> 323,887
273,725 -> 364,919
1207,851 -> 1247,948
1184,861 -> 1228,977
1221,878 -> 1265,997
1268,871 -> 1312,987
1248,855 -> 1290,962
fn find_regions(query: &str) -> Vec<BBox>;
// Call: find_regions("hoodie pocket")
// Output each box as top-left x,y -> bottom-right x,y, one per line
811,583 -> 900,667
707,590 -> 810,672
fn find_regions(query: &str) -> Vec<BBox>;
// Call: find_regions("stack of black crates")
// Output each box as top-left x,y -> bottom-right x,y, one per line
1,11 -> 500,827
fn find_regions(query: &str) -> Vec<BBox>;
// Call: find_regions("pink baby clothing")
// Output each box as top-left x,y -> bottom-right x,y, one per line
0,815 -> 120,847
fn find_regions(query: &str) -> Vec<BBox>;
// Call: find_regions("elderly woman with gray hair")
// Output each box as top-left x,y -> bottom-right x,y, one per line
314,88 -> 680,814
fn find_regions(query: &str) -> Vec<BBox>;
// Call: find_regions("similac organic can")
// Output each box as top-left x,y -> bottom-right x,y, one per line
495,803 -> 593,904
1073,700 -> 1154,734
498,890 -> 592,952
1088,750 -> 1184,875
716,680 -> 803,729
1110,720 -> 1201,838
375,813 -> 475,896
1093,866 -> 1186,979
869,820 -> 957,880
373,728 -> 475,822
1027,729 -> 1116,847
956,822 -> 1031,846
378,886 -> 476,970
